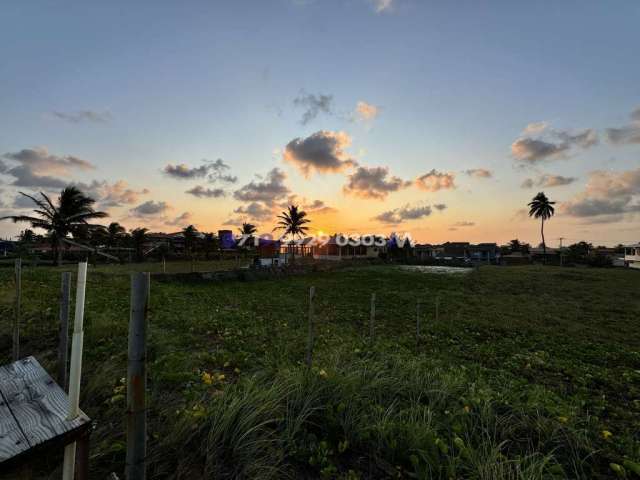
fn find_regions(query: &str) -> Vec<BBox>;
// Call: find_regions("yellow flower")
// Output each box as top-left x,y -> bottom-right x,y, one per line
319,369 -> 328,378
601,430 -> 613,440
557,416 -> 569,423
201,371 -> 213,385
463,405 -> 471,413
217,374 -> 226,381
234,367 -> 241,374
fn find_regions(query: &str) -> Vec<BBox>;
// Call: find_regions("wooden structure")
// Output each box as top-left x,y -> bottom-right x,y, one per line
0,356 -> 91,477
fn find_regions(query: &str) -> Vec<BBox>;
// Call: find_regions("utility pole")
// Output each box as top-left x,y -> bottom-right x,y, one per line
558,237 -> 565,267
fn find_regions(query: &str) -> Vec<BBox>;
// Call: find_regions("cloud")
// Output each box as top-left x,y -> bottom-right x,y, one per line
451,221 -> 475,227
374,204 -> 432,224
186,186 -> 226,198
520,174 -> 577,189
371,0 -> 394,13
560,167 -> 640,218
511,126 -> 598,164
433,203 -> 447,211
522,122 -> 549,135
464,168 -> 492,178
163,158 -> 236,183
13,194 -> 38,209
293,91 -> 333,125
233,202 -> 274,222
278,195 -> 337,214
1,147 -> 94,189
415,169 -> 456,192
511,138 -> 570,163
344,166 -> 411,200
233,168 -> 290,203
354,101 -> 379,122
130,200 -> 171,217
167,212 -> 192,226
284,130 -> 357,176
50,110 -> 112,124
75,180 -> 149,207
605,106 -> 640,145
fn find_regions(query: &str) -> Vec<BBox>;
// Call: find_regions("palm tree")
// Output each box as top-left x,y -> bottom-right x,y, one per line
274,205 -> 310,262
105,222 -> 126,248
131,228 -> 148,262
1,186 -> 107,265
528,192 -> 555,262
238,222 -> 257,249
182,225 -> 199,258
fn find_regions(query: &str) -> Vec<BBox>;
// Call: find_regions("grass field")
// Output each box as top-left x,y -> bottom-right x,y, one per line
1,263 -> 639,479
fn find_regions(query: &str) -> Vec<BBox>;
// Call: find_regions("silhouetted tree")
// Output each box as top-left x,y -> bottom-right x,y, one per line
131,227 -> 148,262
1,187 -> 107,265
274,205 -> 310,262
528,192 -> 555,262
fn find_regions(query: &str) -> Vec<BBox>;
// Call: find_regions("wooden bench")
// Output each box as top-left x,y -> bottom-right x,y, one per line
0,356 -> 91,478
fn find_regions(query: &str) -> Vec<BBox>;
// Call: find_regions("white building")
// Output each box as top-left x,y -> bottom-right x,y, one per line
624,243 -> 640,269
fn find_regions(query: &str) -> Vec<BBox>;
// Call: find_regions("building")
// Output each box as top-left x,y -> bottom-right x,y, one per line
624,243 -> 640,269
468,243 -> 499,263
313,235 -> 385,261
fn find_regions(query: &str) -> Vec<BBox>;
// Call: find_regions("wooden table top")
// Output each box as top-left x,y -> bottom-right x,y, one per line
0,356 -> 90,465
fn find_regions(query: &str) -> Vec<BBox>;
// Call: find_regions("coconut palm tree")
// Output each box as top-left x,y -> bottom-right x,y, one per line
182,224 -> 199,258
528,192 -> 555,262
274,205 -> 310,262
1,186 -> 107,265
130,227 -> 148,262
105,222 -> 126,247
238,222 -> 257,249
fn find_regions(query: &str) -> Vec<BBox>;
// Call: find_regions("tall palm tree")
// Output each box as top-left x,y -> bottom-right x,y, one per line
274,205 -> 310,262
238,222 -> 257,249
528,192 -> 555,261
1,186 -> 107,265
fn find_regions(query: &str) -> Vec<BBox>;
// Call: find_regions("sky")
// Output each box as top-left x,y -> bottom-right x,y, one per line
1,0 -> 639,246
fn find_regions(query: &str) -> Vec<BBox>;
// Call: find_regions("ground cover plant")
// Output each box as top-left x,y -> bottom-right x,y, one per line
0,264 -> 639,479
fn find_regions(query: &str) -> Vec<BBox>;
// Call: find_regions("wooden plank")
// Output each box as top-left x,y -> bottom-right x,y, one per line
0,357 -> 89,456
0,389 -> 30,462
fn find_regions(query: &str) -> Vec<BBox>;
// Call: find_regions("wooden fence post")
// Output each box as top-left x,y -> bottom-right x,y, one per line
62,261 -> 88,480
12,258 -> 21,361
369,293 -> 376,340
126,272 -> 150,480
58,271 -> 72,389
306,286 -> 315,368
161,256 -> 166,274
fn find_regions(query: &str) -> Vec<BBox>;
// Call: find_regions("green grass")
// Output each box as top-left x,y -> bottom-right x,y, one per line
1,264 -> 639,479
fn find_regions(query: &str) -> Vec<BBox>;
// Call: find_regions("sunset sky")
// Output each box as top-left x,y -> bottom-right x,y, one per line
1,0 -> 639,246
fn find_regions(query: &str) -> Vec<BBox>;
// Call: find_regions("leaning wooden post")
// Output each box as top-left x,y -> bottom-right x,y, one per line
416,300 -> 421,345
126,272 -> 150,480
12,258 -> 22,361
62,261 -> 88,480
58,271 -> 72,389
306,286 -> 315,368
369,293 -> 376,340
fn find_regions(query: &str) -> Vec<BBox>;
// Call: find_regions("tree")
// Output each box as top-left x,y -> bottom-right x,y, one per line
131,228 -> 148,262
238,223 -> 257,250
1,187 -> 107,265
105,222 -> 126,248
274,205 -> 310,262
182,225 -> 199,258
528,192 -> 555,262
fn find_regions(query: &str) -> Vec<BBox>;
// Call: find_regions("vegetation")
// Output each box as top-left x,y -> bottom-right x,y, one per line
0,187 -> 107,265
1,264 -> 639,478
528,192 -> 556,259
